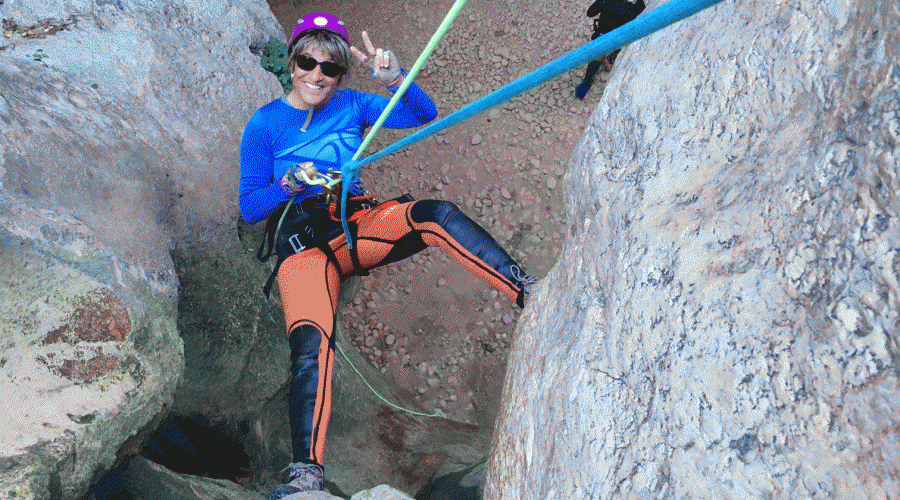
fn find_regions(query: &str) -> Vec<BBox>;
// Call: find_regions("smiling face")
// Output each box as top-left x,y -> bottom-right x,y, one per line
289,47 -> 342,110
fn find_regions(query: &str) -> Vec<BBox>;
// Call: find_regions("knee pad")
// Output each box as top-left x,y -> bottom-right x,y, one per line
410,199 -> 461,226
289,324 -> 324,364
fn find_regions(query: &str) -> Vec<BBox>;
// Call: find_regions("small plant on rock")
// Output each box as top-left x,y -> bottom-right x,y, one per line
259,39 -> 291,93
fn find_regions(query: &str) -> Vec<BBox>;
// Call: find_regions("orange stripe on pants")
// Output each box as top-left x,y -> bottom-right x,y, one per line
278,249 -> 340,465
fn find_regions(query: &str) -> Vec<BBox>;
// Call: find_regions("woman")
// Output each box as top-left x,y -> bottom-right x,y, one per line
240,13 -> 535,498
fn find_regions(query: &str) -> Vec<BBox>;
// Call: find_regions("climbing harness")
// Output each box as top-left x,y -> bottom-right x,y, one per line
339,0 -> 726,247
257,168 -> 373,297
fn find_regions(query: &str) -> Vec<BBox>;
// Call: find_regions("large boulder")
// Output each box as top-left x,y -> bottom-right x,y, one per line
122,457 -> 268,500
0,200 -> 182,500
488,0 -> 900,498
0,0 -> 283,498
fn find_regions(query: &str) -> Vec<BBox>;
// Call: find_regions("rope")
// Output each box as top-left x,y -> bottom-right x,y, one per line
338,0 -> 725,245
324,0 -> 725,419
336,336 -> 443,418
341,0 -> 470,248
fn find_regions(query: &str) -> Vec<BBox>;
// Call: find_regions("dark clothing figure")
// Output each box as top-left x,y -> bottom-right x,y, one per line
575,0 -> 646,99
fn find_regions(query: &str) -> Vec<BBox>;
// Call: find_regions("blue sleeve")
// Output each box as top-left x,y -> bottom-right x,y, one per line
239,112 -> 292,224
359,71 -> 438,128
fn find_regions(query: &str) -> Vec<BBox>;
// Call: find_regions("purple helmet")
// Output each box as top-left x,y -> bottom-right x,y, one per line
290,13 -> 349,47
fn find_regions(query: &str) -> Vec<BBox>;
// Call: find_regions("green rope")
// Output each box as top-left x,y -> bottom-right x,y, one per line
342,0 -> 469,247
351,0 -> 469,162
336,338 -> 443,418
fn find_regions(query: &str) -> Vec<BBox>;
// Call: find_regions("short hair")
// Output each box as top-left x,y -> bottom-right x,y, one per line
289,29 -> 351,75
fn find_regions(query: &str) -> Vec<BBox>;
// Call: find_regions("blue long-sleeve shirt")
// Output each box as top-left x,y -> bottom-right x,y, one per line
239,80 -> 437,224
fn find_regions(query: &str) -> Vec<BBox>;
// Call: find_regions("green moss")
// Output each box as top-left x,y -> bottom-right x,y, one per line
260,39 -> 292,93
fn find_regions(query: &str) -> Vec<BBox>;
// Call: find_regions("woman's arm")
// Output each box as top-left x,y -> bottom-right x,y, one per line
361,70 -> 438,128
350,32 -> 438,128
386,71 -> 438,125
239,114 -> 292,224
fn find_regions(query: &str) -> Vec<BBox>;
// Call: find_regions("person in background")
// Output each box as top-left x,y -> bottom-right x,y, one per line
576,0 -> 646,99
239,12 -> 536,499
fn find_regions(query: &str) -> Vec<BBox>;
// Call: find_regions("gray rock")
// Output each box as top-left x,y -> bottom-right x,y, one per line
489,0 -> 900,499
122,457 -> 267,500
0,201 -> 183,500
417,460 -> 486,500
0,0 -> 282,498
350,484 -> 414,500
68,0 -> 280,416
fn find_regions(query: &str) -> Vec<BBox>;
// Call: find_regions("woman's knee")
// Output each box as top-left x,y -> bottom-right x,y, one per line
409,199 -> 461,226
289,324 -> 324,365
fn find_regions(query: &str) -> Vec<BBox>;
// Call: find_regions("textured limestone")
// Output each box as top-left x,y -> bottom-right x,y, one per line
0,0 -> 283,498
350,484 -> 414,500
121,457 -> 267,500
0,200 -> 183,500
0,0 -> 282,265
488,0 -> 900,498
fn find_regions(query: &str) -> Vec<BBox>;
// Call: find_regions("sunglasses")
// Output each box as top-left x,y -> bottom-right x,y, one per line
295,54 -> 345,78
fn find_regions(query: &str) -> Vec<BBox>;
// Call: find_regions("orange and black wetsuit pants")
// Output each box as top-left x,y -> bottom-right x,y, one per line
276,198 -> 529,466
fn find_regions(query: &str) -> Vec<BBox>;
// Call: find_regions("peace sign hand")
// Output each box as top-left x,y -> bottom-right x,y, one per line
350,31 -> 403,87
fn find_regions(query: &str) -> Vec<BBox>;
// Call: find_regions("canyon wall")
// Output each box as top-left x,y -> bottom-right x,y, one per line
488,0 -> 900,498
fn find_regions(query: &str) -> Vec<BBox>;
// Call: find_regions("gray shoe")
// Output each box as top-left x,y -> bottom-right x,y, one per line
511,265 -> 539,308
269,462 -> 325,499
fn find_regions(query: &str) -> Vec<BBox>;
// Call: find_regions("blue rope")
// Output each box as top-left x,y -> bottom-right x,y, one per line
341,0 -> 726,245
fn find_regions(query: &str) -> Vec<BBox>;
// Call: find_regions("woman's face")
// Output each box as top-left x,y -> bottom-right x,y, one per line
290,46 -> 342,110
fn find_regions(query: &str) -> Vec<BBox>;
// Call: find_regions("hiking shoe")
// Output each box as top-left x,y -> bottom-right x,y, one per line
269,462 -> 325,499
517,278 -> 538,307
511,265 -> 539,308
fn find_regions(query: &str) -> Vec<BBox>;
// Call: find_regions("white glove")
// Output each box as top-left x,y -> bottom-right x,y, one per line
367,49 -> 402,86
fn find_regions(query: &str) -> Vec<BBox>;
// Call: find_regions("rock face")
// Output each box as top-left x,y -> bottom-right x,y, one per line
121,457 -> 268,500
0,200 -> 183,500
108,456 -> 413,500
488,0 -> 900,498
0,0 -> 283,498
